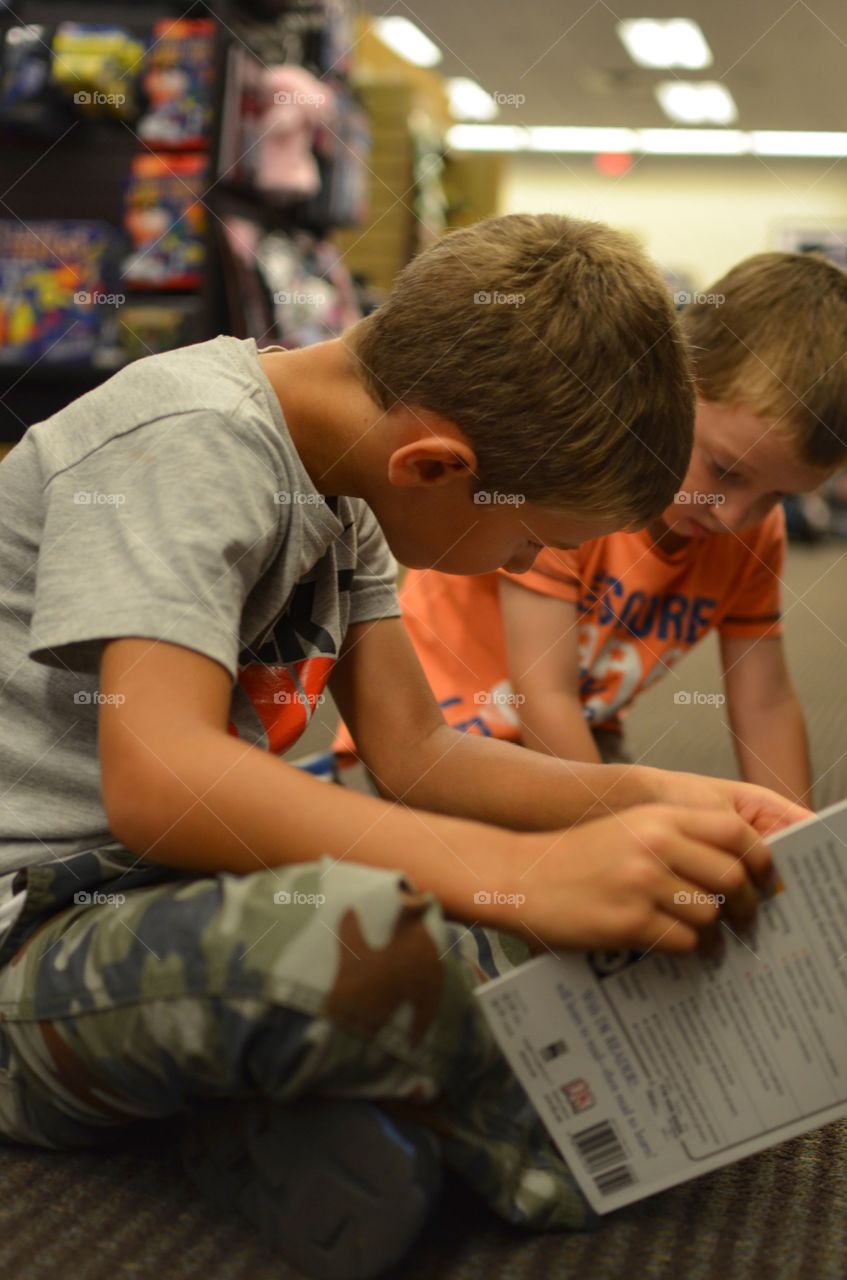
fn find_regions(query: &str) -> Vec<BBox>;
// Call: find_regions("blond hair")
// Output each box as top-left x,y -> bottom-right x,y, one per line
682,252 -> 847,469
346,213 -> 694,523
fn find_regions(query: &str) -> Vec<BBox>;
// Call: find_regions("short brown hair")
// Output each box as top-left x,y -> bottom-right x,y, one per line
345,213 -> 694,523
681,252 -> 847,469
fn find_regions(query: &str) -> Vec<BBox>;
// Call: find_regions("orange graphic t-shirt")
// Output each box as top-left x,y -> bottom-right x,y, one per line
336,505 -> 786,751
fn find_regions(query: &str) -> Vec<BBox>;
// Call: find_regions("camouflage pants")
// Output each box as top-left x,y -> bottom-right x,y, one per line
0,844 -> 596,1233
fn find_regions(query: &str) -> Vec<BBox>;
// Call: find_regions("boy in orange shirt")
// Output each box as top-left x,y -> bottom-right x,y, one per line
340,253 -> 847,809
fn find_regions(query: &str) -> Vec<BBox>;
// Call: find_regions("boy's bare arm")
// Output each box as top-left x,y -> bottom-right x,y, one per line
99,637 -> 775,952
720,634 -> 813,808
99,636 -> 521,924
497,578 -> 602,763
331,615 -> 658,823
332,618 -> 810,837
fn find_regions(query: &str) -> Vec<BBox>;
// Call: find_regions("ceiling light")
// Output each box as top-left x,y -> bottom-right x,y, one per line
656,81 -> 737,125
373,17 -> 442,67
617,18 -> 712,69
639,129 -> 748,153
447,78 -> 499,122
527,127 -> 638,152
446,126 -> 847,159
450,126 -> 847,158
446,125 -> 530,151
752,131 -> 847,156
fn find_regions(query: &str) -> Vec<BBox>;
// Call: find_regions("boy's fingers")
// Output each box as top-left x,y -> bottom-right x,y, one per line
653,828 -> 756,900
719,876 -> 759,934
652,817 -> 765,936
697,919 -> 725,960
636,911 -> 699,955
669,843 -> 760,933
659,873 -> 722,928
671,808 -> 773,886
732,787 -> 811,838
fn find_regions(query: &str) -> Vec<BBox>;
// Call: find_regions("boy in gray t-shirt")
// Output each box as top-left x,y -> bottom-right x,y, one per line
0,214 -> 804,1280
0,333 -> 399,938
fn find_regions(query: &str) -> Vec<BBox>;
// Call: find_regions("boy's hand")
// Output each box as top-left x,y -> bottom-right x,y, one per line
649,771 -> 812,837
486,803 -> 774,953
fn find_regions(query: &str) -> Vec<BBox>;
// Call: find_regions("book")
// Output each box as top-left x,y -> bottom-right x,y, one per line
476,797 -> 847,1213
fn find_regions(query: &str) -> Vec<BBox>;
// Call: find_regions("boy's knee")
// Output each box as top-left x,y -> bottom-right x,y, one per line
240,859 -> 470,1053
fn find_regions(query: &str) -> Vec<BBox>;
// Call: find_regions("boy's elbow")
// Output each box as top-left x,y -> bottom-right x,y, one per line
104,791 -> 152,859
101,758 -> 174,859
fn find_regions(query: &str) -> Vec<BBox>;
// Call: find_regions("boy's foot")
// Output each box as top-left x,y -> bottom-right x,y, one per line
179,1095 -> 443,1280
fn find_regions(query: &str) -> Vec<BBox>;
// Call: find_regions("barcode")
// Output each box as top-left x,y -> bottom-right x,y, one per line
571,1120 -> 637,1196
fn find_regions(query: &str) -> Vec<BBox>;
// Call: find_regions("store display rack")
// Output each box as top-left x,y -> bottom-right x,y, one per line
0,0 -> 359,440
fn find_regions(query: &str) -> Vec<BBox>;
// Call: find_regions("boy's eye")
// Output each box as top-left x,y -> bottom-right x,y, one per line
712,461 -> 739,483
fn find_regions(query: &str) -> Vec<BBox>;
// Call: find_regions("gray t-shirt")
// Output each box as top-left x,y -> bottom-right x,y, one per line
0,336 -> 399,945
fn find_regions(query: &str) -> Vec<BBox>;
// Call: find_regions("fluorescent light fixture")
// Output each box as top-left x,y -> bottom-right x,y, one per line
656,81 -> 737,125
446,124 -> 530,151
527,127 -> 638,152
640,128 -> 748,154
447,78 -> 499,121
446,127 -> 847,158
617,18 -> 712,69
373,16 -> 442,67
752,131 -> 847,156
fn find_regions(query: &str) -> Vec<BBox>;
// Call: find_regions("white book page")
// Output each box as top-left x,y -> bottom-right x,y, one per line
475,797 -> 847,1212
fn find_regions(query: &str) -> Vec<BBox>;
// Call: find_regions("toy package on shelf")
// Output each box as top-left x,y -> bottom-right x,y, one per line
51,23 -> 146,121
0,23 -> 74,138
233,0 -> 354,79
300,86 -> 370,227
218,219 -> 361,348
0,220 -> 124,366
122,153 -> 208,290
117,299 -> 199,361
258,230 -> 361,347
219,53 -> 361,219
137,18 -> 216,149
255,64 -> 337,203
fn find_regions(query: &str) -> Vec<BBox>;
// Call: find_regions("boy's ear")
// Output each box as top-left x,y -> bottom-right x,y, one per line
386,435 -> 478,489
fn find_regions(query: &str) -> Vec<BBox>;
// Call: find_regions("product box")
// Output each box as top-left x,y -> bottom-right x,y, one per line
123,153 -> 208,289
0,219 -> 123,365
137,18 -> 216,149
